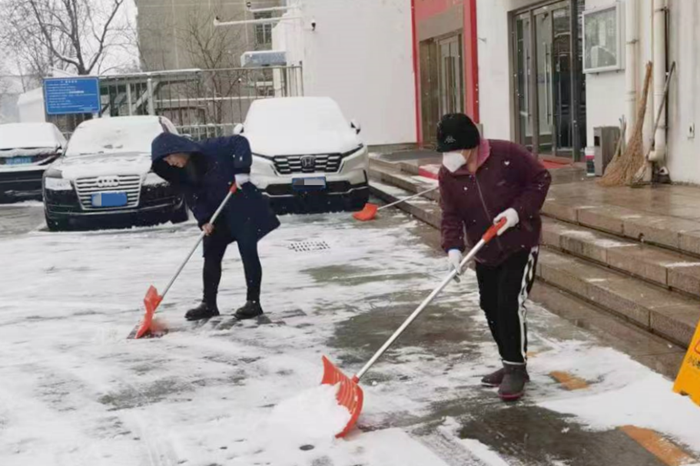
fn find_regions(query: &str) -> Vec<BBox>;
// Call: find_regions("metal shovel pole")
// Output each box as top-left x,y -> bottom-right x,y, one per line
377,186 -> 438,212
353,219 -> 506,381
159,184 -> 237,301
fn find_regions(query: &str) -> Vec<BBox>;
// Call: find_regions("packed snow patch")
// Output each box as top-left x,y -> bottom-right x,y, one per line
459,439 -> 510,466
259,384 -> 351,441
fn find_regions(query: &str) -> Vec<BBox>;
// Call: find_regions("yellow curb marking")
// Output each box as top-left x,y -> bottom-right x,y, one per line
549,371 -> 589,390
620,425 -> 697,466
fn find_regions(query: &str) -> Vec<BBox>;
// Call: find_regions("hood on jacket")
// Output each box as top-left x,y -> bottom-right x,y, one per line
151,133 -> 201,162
151,133 -> 206,186
446,138 -> 492,176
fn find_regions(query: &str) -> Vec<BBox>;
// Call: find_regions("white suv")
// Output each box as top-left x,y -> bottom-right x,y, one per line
240,97 -> 369,213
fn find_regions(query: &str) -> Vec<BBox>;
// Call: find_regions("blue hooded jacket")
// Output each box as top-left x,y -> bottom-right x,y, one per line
151,133 -> 279,242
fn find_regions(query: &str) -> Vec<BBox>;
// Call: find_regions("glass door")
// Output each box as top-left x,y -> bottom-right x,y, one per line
535,7 -> 554,154
513,1 -> 583,159
438,35 -> 464,115
514,13 -> 533,150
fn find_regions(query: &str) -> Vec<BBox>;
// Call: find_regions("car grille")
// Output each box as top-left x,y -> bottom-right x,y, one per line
75,175 -> 142,210
273,155 -> 342,175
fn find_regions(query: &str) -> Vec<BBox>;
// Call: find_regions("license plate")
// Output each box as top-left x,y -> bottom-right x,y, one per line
92,192 -> 128,207
5,157 -> 33,165
292,177 -> 327,191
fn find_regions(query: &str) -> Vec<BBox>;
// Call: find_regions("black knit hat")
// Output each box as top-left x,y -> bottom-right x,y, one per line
436,113 -> 480,153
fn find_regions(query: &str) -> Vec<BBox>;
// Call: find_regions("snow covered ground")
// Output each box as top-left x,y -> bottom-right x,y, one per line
0,210 -> 699,466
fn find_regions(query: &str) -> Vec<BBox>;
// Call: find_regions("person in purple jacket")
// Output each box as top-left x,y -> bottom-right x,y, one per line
437,113 -> 551,401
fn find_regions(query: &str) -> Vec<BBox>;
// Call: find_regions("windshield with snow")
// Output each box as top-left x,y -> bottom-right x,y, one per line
0,123 -> 63,150
66,119 -> 164,156
245,100 -> 350,135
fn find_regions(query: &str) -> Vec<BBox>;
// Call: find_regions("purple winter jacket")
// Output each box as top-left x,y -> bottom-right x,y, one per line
439,139 -> 551,266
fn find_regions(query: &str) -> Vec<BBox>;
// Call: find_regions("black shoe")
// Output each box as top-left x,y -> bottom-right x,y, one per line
498,363 -> 529,401
185,302 -> 220,321
235,301 -> 263,320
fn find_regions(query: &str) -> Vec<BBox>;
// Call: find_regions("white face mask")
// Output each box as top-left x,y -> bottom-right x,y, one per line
442,151 -> 466,173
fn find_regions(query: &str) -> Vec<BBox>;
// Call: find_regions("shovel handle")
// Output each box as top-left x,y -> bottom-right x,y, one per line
483,218 -> 508,243
160,183 -> 237,299
377,186 -> 438,212
354,225 -> 500,381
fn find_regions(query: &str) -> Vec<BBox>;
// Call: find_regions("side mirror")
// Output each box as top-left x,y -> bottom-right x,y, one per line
233,123 -> 245,135
350,120 -> 361,134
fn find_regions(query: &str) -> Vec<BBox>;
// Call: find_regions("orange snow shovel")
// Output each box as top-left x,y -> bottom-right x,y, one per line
322,218 -> 508,437
130,184 -> 238,339
353,186 -> 438,222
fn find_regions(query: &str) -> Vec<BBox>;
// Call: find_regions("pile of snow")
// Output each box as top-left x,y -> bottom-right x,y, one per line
257,384 -> 351,443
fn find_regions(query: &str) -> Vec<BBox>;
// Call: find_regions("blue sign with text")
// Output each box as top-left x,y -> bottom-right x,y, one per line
44,77 -> 101,115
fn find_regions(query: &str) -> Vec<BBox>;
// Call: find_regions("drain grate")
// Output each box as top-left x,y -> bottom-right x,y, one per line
288,241 -> 330,252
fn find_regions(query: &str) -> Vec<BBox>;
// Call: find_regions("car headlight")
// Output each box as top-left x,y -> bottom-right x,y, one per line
44,176 -> 72,191
143,172 -> 168,186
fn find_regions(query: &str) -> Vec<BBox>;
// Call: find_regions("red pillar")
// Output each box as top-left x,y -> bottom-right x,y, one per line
411,0 -> 422,145
464,0 -> 480,123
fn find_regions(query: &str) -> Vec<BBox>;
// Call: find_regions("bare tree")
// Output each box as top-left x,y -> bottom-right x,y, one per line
0,0 -> 128,77
178,5 -> 248,127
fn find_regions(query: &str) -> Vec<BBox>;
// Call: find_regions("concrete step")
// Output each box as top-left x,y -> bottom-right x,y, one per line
369,175 -> 700,349
536,249 -> 698,348
542,219 -> 700,300
544,183 -> 700,258
369,163 -> 440,203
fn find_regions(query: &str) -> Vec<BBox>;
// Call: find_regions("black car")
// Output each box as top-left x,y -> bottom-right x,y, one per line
0,122 -> 67,202
43,116 -> 188,231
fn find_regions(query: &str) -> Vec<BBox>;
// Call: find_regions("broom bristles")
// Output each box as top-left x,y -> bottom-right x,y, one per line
599,62 -> 653,187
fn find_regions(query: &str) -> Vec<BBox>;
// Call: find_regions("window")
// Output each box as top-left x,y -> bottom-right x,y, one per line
255,12 -> 273,48
583,4 -> 622,73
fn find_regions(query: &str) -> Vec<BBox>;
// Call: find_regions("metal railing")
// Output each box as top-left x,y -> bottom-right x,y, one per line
50,66 -> 303,140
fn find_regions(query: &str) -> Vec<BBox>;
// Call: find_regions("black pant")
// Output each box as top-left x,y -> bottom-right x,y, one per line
202,222 -> 262,309
476,247 -> 539,365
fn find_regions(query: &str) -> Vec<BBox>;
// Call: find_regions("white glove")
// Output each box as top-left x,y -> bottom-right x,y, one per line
235,174 -> 250,188
494,208 -> 519,236
447,249 -> 463,275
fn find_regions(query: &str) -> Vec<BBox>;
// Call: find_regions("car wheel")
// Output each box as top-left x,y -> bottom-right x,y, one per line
171,204 -> 189,224
45,213 -> 69,232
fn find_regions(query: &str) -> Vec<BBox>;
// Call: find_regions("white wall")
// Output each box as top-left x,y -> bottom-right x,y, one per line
584,0 -> 655,154
17,88 -> 45,123
667,0 -> 700,184
585,0 -> 700,184
476,0 -> 538,141
273,0 -> 416,146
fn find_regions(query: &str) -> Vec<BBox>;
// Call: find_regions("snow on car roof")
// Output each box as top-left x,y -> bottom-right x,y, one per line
245,97 -> 349,134
65,116 -> 166,157
0,122 -> 66,150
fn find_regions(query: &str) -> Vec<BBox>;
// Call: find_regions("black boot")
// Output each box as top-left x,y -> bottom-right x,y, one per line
481,368 -> 505,387
498,363 -> 529,401
482,365 -> 530,387
235,301 -> 263,320
185,302 -> 220,321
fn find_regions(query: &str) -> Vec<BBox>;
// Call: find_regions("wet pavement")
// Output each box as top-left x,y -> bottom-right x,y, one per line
0,202 -> 44,238
0,204 -> 698,465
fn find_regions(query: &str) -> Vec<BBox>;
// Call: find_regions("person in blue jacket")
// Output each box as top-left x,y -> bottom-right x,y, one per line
151,133 -> 280,321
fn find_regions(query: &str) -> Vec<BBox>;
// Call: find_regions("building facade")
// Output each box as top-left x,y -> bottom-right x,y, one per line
414,0 -> 479,147
272,0 -> 416,147
135,0 -> 286,71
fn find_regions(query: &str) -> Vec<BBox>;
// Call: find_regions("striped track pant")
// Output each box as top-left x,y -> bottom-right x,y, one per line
475,246 -> 539,365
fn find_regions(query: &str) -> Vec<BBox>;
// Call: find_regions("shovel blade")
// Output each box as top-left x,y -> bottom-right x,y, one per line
133,286 -> 163,339
321,356 -> 364,438
352,203 -> 379,222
